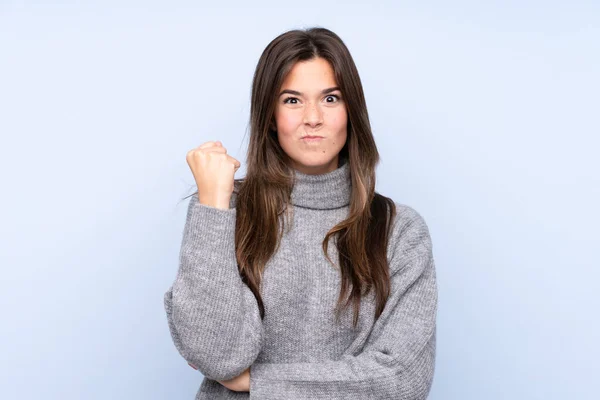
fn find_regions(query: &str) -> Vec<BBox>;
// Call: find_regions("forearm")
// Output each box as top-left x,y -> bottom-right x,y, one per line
249,336 -> 435,400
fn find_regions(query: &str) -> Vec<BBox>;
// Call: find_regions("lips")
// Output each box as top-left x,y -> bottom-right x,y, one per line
302,136 -> 324,139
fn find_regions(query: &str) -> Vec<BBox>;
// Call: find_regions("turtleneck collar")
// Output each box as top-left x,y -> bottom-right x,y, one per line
290,158 -> 351,210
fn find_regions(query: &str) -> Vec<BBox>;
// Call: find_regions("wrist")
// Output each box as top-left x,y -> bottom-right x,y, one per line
197,193 -> 231,210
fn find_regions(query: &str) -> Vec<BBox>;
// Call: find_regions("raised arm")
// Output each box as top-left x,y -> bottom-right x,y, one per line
163,195 -> 263,381
248,205 -> 438,400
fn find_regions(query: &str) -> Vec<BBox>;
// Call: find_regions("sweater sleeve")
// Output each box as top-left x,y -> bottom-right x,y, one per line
163,194 -> 264,381
248,205 -> 438,400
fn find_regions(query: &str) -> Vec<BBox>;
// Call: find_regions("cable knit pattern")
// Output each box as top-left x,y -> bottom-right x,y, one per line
163,158 -> 438,399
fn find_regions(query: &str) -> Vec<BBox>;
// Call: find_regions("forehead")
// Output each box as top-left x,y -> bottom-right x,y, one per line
281,58 -> 338,88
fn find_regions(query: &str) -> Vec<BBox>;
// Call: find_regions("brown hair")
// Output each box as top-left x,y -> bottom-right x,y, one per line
184,27 -> 397,328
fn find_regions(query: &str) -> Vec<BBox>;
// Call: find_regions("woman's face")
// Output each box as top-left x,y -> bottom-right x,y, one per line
272,57 -> 348,175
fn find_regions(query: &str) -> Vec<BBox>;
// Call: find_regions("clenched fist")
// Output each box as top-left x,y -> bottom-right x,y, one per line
186,141 -> 241,210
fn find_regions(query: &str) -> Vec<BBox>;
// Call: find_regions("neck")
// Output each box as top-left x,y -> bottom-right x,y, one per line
290,158 -> 351,210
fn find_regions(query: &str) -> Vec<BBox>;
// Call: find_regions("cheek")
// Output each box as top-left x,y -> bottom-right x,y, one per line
327,105 -> 346,123
275,113 -> 298,148
275,110 -> 302,132
327,108 -> 348,137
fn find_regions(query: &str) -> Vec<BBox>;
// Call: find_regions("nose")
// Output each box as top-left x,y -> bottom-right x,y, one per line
303,102 -> 323,128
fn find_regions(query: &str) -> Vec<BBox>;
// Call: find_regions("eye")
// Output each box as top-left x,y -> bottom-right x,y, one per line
325,94 -> 340,103
283,96 -> 299,104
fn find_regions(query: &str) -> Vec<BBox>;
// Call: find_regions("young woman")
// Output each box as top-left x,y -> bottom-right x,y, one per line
164,27 -> 438,399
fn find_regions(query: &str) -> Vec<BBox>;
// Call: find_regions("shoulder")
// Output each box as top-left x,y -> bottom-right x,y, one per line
387,201 -> 434,273
373,193 -> 431,241
391,202 -> 431,235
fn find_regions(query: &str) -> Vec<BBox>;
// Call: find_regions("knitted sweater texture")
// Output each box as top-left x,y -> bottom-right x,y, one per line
163,159 -> 438,399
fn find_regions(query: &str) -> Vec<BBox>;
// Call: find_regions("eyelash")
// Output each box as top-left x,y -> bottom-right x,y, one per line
283,94 -> 341,104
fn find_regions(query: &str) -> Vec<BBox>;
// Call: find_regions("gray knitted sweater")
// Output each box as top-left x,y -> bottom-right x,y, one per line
164,160 -> 438,399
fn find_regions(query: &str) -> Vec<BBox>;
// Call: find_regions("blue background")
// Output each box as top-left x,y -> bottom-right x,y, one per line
1,1 -> 598,399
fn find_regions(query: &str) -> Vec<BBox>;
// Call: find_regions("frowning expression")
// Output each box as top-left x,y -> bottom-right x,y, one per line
273,57 -> 348,175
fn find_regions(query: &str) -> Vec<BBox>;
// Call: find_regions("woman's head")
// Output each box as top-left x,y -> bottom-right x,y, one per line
248,27 -> 379,182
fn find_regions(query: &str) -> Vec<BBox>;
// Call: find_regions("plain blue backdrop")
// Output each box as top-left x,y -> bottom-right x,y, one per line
1,1 -> 598,399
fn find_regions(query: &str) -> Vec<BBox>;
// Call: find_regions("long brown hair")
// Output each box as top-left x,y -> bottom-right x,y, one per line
184,27 -> 397,328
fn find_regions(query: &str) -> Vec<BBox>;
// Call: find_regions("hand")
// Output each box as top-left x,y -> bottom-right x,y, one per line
217,366 -> 251,392
186,140 -> 241,210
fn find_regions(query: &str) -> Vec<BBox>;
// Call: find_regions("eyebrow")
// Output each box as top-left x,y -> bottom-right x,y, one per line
279,86 -> 341,97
